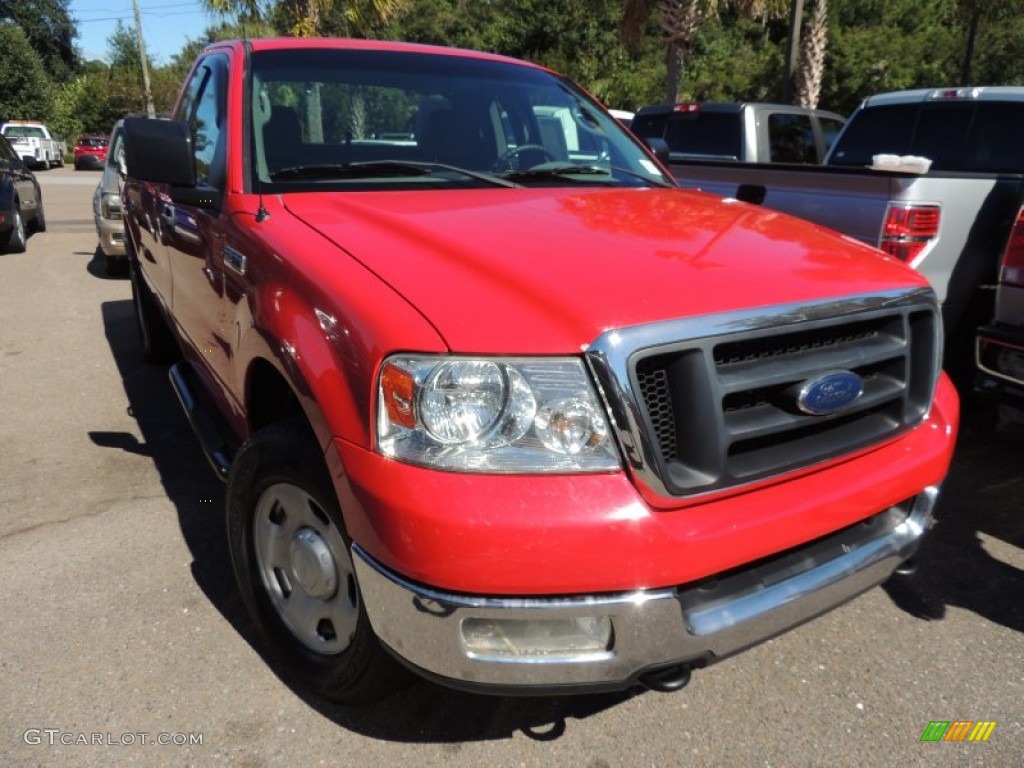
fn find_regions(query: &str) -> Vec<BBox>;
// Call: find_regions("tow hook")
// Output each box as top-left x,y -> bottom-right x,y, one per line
638,663 -> 692,693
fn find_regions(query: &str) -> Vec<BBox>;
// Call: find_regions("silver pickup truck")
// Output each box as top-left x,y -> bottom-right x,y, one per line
652,87 -> 1024,379
976,201 -> 1024,410
631,101 -> 845,164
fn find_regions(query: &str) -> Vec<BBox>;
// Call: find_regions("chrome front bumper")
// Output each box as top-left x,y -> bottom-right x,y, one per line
353,487 -> 938,693
95,215 -> 126,257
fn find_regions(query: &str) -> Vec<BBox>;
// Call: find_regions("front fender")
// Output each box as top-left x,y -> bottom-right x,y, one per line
235,259 -> 445,452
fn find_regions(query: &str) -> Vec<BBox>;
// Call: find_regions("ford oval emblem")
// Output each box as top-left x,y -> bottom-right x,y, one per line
795,370 -> 864,416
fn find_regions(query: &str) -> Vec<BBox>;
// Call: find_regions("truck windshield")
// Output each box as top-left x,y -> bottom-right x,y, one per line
3,126 -> 46,139
249,48 -> 669,191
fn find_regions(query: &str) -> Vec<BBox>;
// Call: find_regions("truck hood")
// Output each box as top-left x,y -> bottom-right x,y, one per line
282,187 -> 928,354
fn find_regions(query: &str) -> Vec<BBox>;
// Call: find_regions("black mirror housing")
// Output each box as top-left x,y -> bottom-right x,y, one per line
122,118 -> 196,187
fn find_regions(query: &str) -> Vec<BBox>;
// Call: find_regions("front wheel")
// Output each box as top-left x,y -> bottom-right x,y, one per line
2,208 -> 27,253
226,421 -> 411,704
129,257 -> 177,361
33,188 -> 46,233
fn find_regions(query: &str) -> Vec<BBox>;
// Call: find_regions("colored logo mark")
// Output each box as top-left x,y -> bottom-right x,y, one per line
920,720 -> 996,742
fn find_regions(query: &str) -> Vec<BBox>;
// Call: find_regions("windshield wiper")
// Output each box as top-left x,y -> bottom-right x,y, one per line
270,160 -> 520,187
500,164 -> 673,187
272,161 -> 432,179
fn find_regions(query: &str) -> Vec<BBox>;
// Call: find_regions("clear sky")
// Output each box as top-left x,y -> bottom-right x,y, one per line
71,0 -> 219,64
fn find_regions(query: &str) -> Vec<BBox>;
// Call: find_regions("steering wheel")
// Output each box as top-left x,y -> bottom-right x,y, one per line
493,144 -> 556,172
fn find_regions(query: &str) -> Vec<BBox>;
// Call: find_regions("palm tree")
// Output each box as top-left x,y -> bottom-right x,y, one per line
794,0 -> 827,108
622,0 -> 788,104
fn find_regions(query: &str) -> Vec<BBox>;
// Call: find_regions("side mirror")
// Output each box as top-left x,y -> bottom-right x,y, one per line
644,137 -> 670,165
122,118 -> 196,187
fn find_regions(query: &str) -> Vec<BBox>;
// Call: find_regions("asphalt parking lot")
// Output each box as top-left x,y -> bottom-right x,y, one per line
1,166 -> 1021,767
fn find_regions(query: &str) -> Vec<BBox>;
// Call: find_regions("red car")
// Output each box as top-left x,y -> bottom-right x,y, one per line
73,135 -> 108,170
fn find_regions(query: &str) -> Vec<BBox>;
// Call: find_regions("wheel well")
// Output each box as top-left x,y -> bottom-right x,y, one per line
246,358 -> 307,435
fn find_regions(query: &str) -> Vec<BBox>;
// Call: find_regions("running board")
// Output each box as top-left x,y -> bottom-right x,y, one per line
168,362 -> 232,480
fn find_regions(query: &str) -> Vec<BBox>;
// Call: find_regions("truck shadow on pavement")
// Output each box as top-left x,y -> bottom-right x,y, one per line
96,298 -> 634,741
882,397 -> 1024,633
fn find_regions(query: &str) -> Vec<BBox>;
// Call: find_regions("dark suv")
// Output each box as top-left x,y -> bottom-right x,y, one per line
0,134 -> 46,252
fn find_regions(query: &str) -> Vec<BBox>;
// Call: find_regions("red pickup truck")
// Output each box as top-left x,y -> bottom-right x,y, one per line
121,38 -> 958,704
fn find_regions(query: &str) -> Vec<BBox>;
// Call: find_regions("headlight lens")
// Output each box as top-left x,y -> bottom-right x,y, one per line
101,192 -> 122,219
378,356 -> 620,472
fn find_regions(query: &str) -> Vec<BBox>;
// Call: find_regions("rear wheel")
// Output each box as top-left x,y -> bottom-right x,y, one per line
227,421 -> 411,705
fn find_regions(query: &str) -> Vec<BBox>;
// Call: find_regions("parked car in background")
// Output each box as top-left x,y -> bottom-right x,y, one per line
631,102 -> 845,164
976,203 -> 1024,408
74,135 -> 109,170
0,134 -> 46,252
0,121 -> 64,170
92,120 -> 126,273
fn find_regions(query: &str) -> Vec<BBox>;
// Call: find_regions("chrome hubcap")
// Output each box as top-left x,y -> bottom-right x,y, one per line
289,528 -> 337,600
253,483 -> 358,654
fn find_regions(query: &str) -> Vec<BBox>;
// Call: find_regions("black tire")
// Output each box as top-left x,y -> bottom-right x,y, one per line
74,159 -> 82,171
104,251 -> 126,276
33,188 -> 46,233
226,421 -> 411,705
2,207 -> 27,253
129,257 -> 177,362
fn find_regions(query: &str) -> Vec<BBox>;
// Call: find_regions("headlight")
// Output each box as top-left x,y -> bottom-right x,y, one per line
101,192 -> 122,219
377,356 -> 620,472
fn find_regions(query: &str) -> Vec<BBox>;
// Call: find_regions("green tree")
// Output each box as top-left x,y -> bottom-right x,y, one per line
106,21 -> 151,73
622,0 -> 788,103
200,0 -> 405,37
956,0 -> 1018,84
0,23 -> 53,121
0,0 -> 78,81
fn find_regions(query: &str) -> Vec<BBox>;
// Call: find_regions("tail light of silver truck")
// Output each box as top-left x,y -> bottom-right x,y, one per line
999,205 -> 1024,287
879,203 -> 941,265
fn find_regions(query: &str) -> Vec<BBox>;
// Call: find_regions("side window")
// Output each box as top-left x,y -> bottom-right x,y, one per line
190,58 -> 227,189
175,65 -> 205,123
107,129 -> 124,171
768,113 -> 816,163
819,117 -> 845,154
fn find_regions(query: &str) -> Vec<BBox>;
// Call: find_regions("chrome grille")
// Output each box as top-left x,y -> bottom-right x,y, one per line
586,289 -> 941,499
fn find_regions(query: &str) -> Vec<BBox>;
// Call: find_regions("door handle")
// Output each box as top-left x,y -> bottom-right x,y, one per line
223,247 -> 247,276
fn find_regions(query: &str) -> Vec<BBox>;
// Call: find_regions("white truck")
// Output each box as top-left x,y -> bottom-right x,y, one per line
0,121 -> 64,170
